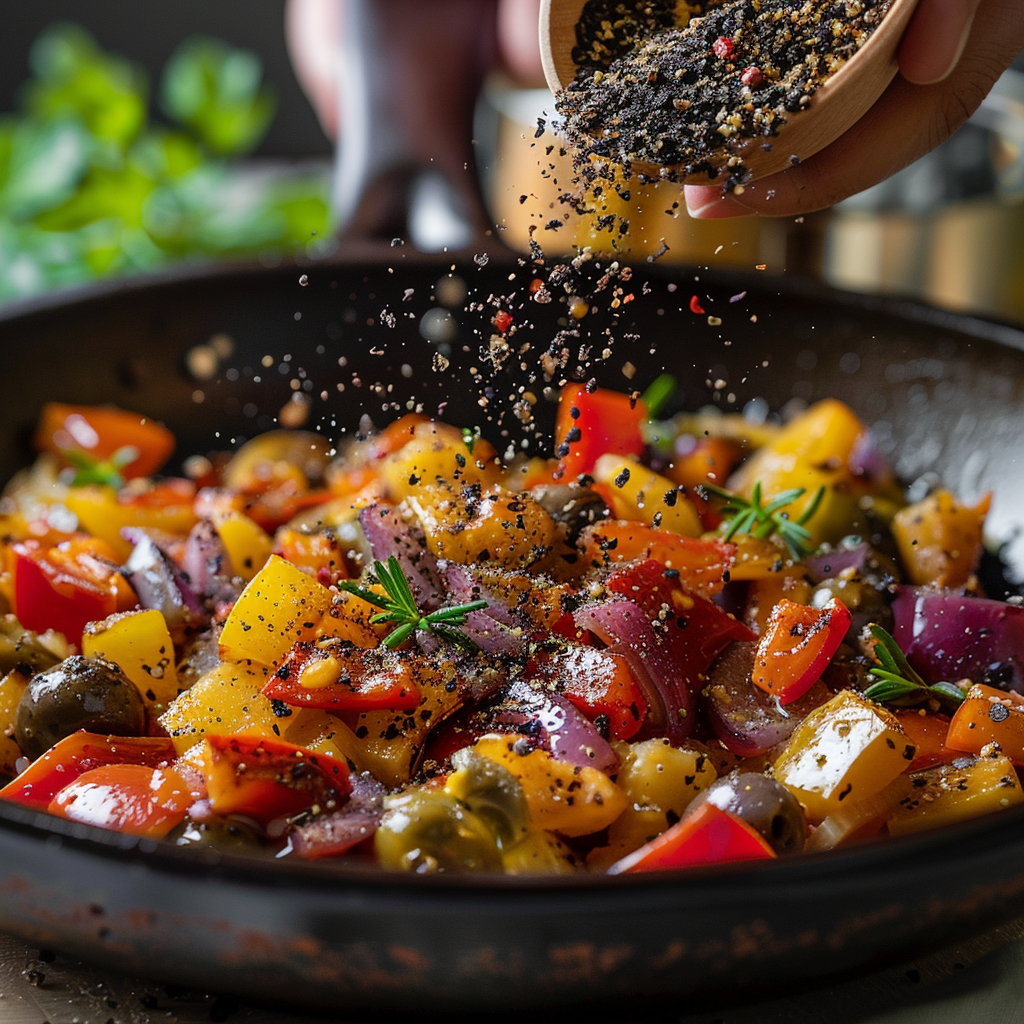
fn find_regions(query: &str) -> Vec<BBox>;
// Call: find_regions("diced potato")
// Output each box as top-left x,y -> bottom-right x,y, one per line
471,734 -> 627,837
0,670 -> 28,774
214,512 -> 274,581
219,555 -> 332,668
773,690 -> 916,824
408,486 -> 557,568
891,490 -> 990,589
888,747 -> 1024,837
591,455 -> 702,537
82,609 -> 181,714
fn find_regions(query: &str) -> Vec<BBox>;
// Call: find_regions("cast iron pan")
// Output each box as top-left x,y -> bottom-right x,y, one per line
2,1 -> 1024,1012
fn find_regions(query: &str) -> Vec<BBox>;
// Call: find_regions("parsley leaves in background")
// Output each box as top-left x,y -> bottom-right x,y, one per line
0,25 -> 330,302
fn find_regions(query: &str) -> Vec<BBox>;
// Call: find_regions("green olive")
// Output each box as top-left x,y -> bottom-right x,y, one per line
688,772 -> 806,854
445,748 -> 529,850
15,655 -> 147,761
375,788 -> 504,873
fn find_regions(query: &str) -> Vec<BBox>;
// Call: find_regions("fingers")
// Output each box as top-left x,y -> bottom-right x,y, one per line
898,0 -> 983,84
686,0 -> 1024,219
499,0 -> 546,86
285,0 -> 343,139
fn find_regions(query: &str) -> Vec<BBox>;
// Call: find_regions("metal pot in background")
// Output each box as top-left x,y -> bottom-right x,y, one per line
482,66 -> 1024,326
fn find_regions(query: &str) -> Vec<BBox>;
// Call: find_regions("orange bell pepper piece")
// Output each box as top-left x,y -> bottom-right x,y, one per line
752,598 -> 851,705
946,684 -> 1024,764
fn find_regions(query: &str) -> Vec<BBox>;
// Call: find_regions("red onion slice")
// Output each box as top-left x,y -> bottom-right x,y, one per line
290,772 -> 386,860
359,504 -> 443,611
892,587 -> 1024,692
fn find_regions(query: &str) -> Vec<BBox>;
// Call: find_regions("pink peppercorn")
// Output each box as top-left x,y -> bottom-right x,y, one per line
741,66 -> 765,88
712,36 -> 735,59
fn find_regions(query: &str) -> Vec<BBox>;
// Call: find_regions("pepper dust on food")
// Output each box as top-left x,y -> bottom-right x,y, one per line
558,0 -> 892,189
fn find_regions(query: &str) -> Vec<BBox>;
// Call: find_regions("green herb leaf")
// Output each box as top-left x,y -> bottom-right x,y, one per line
862,624 -> 966,713
641,373 -> 676,420
701,482 -> 825,559
337,555 -> 487,651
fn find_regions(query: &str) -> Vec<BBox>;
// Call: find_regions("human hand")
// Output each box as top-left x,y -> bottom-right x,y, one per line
685,0 -> 1024,219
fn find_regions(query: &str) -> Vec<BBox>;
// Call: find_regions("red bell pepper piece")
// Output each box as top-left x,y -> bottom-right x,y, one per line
34,403 -> 175,480
0,732 -> 179,812
752,597 -> 851,705
197,735 -> 351,827
579,522 -> 734,598
262,643 -> 423,712
529,644 -> 648,741
11,538 -> 137,645
609,802 -> 776,874
47,762 -> 198,838
554,384 -> 646,481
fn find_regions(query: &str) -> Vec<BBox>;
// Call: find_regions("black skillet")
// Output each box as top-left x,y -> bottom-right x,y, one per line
2,1 -> 1024,1013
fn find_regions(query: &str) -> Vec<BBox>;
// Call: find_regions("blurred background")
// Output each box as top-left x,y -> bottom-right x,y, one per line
1,1 -> 1023,323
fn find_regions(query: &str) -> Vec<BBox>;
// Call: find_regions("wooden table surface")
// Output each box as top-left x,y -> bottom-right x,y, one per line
1,920 -> 1023,1024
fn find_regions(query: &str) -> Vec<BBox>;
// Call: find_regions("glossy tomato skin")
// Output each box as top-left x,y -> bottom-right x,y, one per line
47,762 -> 198,838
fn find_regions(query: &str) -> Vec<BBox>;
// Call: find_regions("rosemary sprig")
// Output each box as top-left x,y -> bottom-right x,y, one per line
862,624 -> 966,712
701,481 -> 825,559
61,445 -> 139,489
337,555 -> 487,651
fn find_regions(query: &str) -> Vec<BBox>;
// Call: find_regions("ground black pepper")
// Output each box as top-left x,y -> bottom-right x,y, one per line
558,0 -> 892,187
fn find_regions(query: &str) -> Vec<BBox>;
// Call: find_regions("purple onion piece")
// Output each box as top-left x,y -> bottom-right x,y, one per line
892,587 -> 1024,692
122,531 -> 202,628
290,772 -> 386,860
182,520 -> 241,606
442,563 -> 518,627
702,641 -> 829,756
575,598 -> 695,744
848,430 -> 894,486
803,542 -> 873,585
494,679 -> 618,773
359,504 -> 443,612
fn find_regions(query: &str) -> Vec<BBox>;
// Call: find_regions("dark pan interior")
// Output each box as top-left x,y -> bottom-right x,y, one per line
1,255 -> 1024,1012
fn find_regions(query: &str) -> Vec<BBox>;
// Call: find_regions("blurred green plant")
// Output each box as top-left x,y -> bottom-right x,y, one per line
0,25 -> 330,301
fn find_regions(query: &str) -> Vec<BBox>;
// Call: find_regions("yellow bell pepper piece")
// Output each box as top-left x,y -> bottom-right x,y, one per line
728,400 -> 872,546
591,455 -> 702,536
471,734 -> 627,837
891,490 -> 990,589
380,425 -> 503,502
219,555 -> 332,668
214,512 -> 274,581
65,485 -> 197,561
502,829 -> 577,874
888,747 -> 1024,837
82,609 -> 181,714
342,670 -> 462,787
408,485 -> 557,569
0,670 -> 28,775
773,690 -> 915,824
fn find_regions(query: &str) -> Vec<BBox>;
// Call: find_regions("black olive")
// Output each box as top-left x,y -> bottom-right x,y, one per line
688,772 -> 806,854
15,656 -> 147,760
530,484 -> 608,543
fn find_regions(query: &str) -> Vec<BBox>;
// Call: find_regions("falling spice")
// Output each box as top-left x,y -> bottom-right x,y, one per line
557,0 -> 892,189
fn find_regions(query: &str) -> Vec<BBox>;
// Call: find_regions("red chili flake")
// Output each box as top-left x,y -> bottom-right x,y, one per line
493,310 -> 514,333
713,36 -> 735,59
689,295 -> 706,315
741,66 -> 765,88
529,278 -> 545,294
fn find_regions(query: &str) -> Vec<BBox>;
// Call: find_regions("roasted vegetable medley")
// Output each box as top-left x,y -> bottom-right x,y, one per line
0,387 -> 1018,874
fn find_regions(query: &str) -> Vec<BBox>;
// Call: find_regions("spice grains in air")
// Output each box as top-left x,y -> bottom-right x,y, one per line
558,0 -> 892,190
